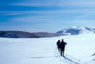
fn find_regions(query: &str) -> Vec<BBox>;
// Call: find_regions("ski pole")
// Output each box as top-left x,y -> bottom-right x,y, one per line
65,45 -> 67,55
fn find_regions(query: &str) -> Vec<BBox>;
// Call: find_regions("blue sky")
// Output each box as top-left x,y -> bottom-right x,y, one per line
0,0 -> 95,33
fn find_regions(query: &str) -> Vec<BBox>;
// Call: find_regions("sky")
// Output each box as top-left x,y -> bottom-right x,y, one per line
0,0 -> 95,33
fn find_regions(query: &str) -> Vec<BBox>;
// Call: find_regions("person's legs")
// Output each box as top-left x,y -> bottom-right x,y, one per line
62,51 -> 64,57
58,48 -> 61,52
61,50 -> 62,56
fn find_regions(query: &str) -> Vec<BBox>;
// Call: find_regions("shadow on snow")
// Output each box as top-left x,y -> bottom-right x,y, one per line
63,56 -> 80,64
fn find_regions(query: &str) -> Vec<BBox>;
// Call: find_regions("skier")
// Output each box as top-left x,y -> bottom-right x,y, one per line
60,39 -> 67,57
56,40 -> 61,50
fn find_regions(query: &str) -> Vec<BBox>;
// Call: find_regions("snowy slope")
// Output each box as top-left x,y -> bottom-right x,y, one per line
56,26 -> 95,35
0,34 -> 95,64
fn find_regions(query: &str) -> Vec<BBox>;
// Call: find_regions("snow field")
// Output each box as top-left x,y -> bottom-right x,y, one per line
0,34 -> 95,64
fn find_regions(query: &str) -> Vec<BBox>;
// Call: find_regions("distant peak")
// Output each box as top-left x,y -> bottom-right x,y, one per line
56,26 -> 95,35
70,26 -> 85,29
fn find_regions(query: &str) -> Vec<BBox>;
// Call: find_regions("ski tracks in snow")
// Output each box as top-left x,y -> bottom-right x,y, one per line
55,50 -> 86,64
63,56 -> 80,64
59,55 -> 88,64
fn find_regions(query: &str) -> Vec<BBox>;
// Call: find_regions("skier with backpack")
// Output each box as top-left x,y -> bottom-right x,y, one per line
60,39 -> 67,56
57,40 -> 61,51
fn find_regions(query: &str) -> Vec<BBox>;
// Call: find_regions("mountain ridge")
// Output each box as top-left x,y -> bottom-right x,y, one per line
0,26 -> 95,38
56,26 -> 95,35
0,31 -> 64,38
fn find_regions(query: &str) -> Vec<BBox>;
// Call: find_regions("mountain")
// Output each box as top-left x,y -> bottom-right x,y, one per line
33,32 -> 64,37
0,31 -> 63,38
1,26 -> 95,38
0,31 -> 39,38
56,26 -> 95,35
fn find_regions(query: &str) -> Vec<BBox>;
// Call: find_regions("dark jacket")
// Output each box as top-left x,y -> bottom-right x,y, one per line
60,42 -> 67,50
57,40 -> 61,48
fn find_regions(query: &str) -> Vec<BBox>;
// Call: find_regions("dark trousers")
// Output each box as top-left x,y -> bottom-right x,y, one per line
61,49 -> 65,56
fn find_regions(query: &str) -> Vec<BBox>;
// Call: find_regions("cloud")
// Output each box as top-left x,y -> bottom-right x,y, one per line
10,16 -> 58,22
11,0 -> 60,6
2,0 -> 95,16
1,8 -> 95,16
11,0 -> 95,8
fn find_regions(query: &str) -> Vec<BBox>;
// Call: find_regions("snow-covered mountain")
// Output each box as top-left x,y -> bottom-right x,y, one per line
56,26 -> 95,35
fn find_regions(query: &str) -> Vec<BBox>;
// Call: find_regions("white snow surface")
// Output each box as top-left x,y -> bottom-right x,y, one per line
0,34 -> 95,64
